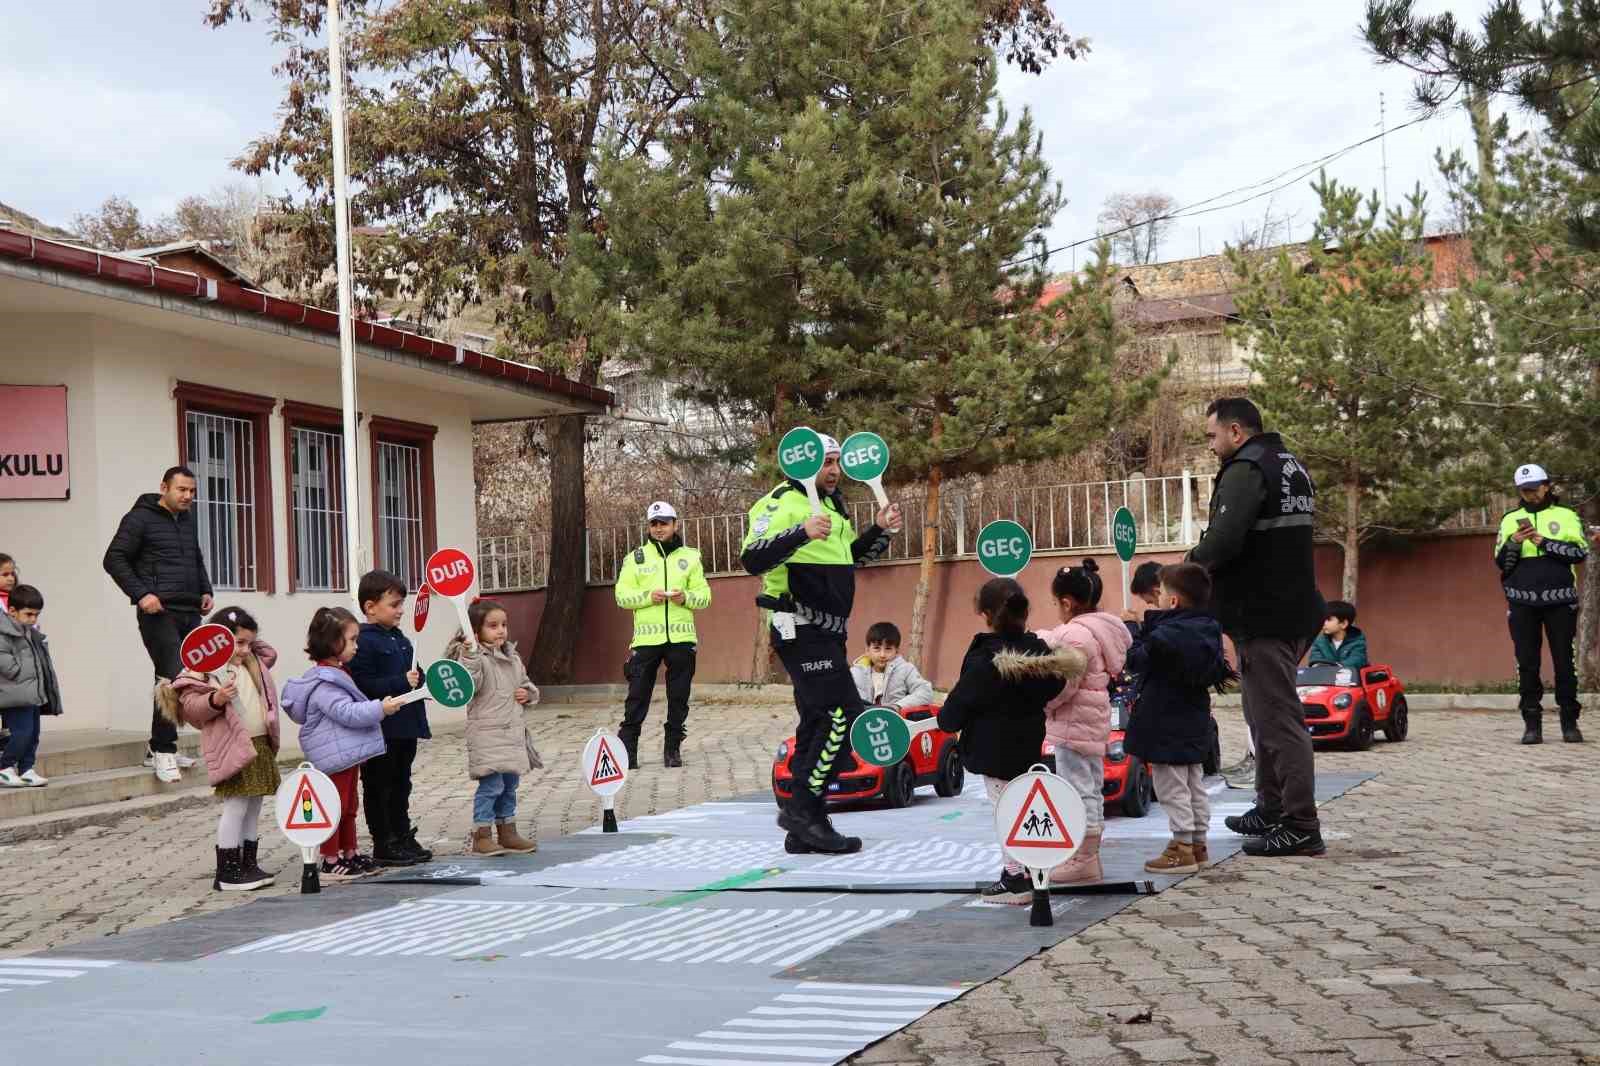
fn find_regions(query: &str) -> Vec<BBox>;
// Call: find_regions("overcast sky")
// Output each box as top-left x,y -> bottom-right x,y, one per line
5,0 -> 1500,266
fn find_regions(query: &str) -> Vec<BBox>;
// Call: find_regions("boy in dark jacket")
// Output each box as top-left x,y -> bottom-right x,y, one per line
348,570 -> 431,866
0,586 -> 64,787
1124,564 -> 1236,875
1307,601 -> 1368,670
938,578 -> 1086,900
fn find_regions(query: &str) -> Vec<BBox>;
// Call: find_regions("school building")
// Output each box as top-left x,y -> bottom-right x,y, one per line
0,225 -> 610,739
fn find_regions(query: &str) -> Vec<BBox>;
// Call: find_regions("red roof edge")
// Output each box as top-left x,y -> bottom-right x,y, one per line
0,226 -> 613,410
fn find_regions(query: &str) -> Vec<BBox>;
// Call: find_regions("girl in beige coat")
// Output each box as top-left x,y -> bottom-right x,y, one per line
448,599 -> 542,855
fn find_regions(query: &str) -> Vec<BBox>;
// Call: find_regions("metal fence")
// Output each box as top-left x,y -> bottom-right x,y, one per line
479,473 -> 1210,593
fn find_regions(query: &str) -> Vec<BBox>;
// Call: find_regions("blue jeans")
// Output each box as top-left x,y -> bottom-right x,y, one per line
1,707 -> 42,773
472,772 -> 519,825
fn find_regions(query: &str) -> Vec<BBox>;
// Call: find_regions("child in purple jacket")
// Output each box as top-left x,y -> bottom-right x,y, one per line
282,607 -> 402,879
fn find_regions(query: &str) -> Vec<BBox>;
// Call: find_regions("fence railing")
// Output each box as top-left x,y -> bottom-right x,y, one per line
479,473 -> 1210,592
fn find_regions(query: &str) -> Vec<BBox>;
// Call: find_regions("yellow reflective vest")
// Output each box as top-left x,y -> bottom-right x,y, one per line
1494,503 -> 1588,606
614,539 -> 712,647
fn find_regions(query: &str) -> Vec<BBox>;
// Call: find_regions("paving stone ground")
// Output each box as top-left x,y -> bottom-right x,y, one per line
1,698 -> 1595,1065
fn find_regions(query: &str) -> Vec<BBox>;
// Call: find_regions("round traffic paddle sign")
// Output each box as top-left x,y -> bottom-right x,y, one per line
839,432 -> 889,482
413,584 -> 432,632
582,731 -> 629,797
180,623 -> 236,675
275,763 -> 342,849
850,706 -> 911,768
425,659 -> 475,708
424,547 -> 475,599
777,426 -> 826,482
976,520 -> 1033,577
1113,506 -> 1138,563
994,768 -> 1085,872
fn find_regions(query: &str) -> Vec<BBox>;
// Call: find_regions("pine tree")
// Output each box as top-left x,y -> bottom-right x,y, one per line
1228,174 -> 1485,602
605,0 -> 1159,668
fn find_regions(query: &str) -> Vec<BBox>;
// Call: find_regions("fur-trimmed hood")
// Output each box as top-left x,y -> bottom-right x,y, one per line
992,645 -> 1087,684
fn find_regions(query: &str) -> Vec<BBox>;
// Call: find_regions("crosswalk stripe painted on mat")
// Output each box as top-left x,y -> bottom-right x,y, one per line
549,838 -> 787,872
229,900 -> 618,958
0,958 -> 118,992
523,907 -> 913,967
640,981 -> 960,1066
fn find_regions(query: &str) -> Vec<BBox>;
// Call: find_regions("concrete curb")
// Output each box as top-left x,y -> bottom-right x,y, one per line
1210,692 -> 1595,710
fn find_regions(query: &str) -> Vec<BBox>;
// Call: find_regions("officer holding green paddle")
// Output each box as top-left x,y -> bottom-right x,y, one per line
741,429 -> 900,854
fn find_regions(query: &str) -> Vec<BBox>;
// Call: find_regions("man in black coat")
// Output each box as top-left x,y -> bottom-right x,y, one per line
1188,398 -> 1326,858
103,466 -> 213,783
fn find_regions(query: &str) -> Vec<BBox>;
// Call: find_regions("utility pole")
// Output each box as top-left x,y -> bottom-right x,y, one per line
1380,92 -> 1391,210
328,0 -> 365,604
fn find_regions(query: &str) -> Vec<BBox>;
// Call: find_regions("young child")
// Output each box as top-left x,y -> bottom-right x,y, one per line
282,606 -> 403,879
1309,601 -> 1369,669
349,570 -> 432,867
1036,558 -> 1133,885
160,607 -> 282,891
0,554 -> 16,614
448,599 -> 541,856
0,585 -> 63,787
1123,564 -> 1237,874
1120,560 -> 1164,634
850,622 -> 935,708
937,578 -> 1085,902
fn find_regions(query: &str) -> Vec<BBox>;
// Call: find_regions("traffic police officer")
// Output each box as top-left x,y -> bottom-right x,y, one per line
740,434 -> 900,854
614,501 -> 712,768
1496,463 -> 1588,744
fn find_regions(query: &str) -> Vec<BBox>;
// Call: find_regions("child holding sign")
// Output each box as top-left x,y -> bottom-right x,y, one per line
283,607 -> 405,880
936,578 -> 1085,902
448,599 -> 541,856
160,607 -> 282,891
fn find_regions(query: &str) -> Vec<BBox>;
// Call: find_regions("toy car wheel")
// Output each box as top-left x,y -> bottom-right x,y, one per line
882,759 -> 916,808
1121,758 -> 1155,818
933,742 -> 965,797
1202,716 -> 1222,775
1347,707 -> 1375,751
1382,696 -> 1409,742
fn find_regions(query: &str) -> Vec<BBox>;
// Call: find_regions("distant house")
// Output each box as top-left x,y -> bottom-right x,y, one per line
122,240 -> 260,290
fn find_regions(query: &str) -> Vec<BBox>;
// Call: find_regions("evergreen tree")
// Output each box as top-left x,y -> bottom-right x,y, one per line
1228,175 -> 1484,602
605,0 -> 1158,668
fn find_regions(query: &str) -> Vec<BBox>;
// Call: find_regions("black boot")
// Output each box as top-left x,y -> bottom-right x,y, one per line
240,839 -> 276,886
375,836 -> 421,867
403,826 -> 434,863
620,732 -> 640,770
214,846 -> 268,892
1560,711 -> 1584,743
664,739 -> 683,768
1521,713 -> 1543,745
779,792 -> 860,854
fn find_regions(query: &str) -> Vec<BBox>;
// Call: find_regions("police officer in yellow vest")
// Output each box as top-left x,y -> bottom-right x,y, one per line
1496,463 -> 1588,744
615,501 -> 712,769
740,434 -> 900,854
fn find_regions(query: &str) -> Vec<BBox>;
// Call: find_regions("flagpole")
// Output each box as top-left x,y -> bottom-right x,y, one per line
327,0 -> 364,605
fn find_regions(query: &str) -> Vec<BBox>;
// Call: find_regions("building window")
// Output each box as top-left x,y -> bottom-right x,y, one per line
174,382 -> 275,593
369,416 -> 437,591
282,402 -> 352,593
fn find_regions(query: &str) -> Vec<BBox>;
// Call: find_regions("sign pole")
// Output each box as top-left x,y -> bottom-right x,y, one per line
300,845 -> 321,895
840,432 -> 892,509
327,0 -> 364,605
1113,507 -> 1138,615
778,427 -> 827,518
583,730 -> 629,832
602,794 -> 618,834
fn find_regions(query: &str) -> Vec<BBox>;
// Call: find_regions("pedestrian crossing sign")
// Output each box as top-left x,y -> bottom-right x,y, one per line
588,736 -> 626,789
993,769 -> 1086,871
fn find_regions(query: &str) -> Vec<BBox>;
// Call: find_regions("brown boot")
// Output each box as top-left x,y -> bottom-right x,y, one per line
470,825 -> 506,856
1144,840 -> 1198,874
496,820 -> 537,853
1049,830 -> 1103,885
1192,839 -> 1210,865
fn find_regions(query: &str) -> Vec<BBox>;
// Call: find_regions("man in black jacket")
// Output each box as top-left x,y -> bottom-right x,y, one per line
1188,398 -> 1326,858
103,467 -> 213,783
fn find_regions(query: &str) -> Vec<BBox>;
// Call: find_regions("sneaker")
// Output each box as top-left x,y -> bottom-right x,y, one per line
373,837 -> 421,868
152,751 -> 182,783
980,869 -> 1032,896
0,768 -> 25,788
402,829 -> 434,864
347,853 -> 378,875
1241,825 -> 1326,857
144,747 -> 198,769
320,857 -> 359,880
1144,840 -> 1199,874
18,769 -> 48,787
1223,754 -> 1257,790
1224,806 -> 1276,836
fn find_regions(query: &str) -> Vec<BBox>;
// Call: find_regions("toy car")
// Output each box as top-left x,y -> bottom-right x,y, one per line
1297,662 -> 1410,750
1043,691 -> 1222,818
771,704 -> 963,808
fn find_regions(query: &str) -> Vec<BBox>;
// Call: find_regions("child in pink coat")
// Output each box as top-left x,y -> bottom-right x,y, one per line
1035,559 -> 1132,884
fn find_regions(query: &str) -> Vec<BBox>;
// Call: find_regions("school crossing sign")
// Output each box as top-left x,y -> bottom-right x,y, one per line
993,769 -> 1086,872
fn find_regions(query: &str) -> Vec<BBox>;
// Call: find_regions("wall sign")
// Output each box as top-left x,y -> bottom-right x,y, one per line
0,386 -> 69,499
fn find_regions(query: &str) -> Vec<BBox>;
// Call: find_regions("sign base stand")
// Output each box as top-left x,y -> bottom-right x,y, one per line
1029,869 -> 1052,927
602,795 -> 618,833
300,846 -> 321,895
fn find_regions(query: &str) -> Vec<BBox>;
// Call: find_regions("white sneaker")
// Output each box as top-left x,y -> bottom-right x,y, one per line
144,748 -> 197,769
152,751 -> 182,783
0,768 -> 26,788
19,769 -> 47,787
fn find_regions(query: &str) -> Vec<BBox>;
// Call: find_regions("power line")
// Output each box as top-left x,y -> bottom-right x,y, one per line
1011,110 -> 1441,269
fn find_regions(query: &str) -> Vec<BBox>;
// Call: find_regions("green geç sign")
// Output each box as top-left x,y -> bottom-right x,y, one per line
1113,506 -> 1138,563
976,520 -> 1033,577
777,426 -> 826,481
850,706 -> 911,768
425,659 -> 476,709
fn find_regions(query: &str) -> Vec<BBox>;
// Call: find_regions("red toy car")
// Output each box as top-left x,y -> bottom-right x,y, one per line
771,705 -> 964,808
1043,692 -> 1221,818
1297,662 -> 1410,749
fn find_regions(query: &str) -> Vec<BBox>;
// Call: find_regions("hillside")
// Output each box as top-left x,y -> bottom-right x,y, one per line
0,200 -> 76,240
